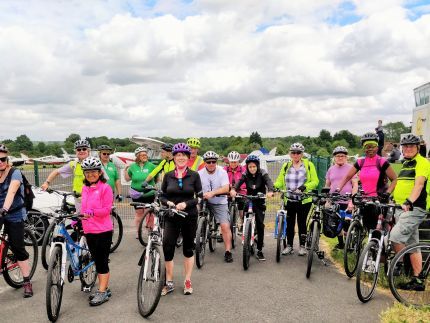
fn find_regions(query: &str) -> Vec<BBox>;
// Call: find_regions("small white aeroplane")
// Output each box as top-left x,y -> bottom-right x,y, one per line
9,155 -> 28,166
32,148 -> 74,165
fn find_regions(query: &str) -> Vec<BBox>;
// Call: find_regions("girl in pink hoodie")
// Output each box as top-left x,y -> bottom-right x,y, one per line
80,157 -> 113,306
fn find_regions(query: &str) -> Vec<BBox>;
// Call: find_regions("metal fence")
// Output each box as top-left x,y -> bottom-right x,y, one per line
23,158 -> 332,225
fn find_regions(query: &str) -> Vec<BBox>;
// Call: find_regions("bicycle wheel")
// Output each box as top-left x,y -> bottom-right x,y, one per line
276,214 -> 284,263
195,216 -> 208,269
137,244 -> 165,318
388,242 -> 430,307
344,220 -> 364,278
46,245 -> 64,322
229,204 -> 237,250
2,228 -> 38,288
42,220 -> 57,270
79,237 -> 97,291
208,216 -> 217,252
356,240 -> 380,302
138,209 -> 152,247
306,222 -> 319,279
243,220 -> 251,270
25,210 -> 49,245
110,210 -> 123,253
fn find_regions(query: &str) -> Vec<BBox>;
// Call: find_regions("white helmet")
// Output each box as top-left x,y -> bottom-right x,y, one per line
290,143 -> 305,152
134,147 -> 148,156
227,151 -> 240,162
0,144 -> 8,153
203,151 -> 219,161
332,146 -> 348,155
81,157 -> 102,170
74,139 -> 90,149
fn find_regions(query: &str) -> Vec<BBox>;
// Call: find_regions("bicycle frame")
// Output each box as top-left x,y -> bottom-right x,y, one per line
274,194 -> 287,239
242,200 -> 256,246
0,234 -> 20,274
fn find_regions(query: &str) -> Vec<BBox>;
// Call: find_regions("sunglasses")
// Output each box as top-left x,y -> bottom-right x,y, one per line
0,156 -> 8,163
290,151 -> 302,155
76,148 -> 88,152
364,145 -> 377,149
205,160 -> 217,164
101,152 -> 110,156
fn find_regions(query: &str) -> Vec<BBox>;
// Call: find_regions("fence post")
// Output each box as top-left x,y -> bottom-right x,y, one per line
34,160 -> 40,187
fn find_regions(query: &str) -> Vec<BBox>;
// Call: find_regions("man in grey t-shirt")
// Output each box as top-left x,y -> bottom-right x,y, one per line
198,151 -> 232,263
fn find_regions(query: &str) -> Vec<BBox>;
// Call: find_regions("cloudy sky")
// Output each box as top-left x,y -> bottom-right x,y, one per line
1,0 -> 429,141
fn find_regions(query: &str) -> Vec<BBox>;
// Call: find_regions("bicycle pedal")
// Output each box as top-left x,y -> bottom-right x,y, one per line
317,251 -> 325,259
81,286 -> 92,293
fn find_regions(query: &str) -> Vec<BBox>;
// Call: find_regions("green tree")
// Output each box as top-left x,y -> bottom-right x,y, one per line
384,122 -> 411,142
319,129 -> 332,142
65,133 -> 81,144
333,130 -> 359,148
316,147 -> 330,157
37,142 -> 47,154
249,131 -> 263,147
14,134 -> 33,152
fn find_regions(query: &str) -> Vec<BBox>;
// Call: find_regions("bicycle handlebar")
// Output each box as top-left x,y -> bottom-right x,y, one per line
236,193 -> 266,200
130,202 -> 187,218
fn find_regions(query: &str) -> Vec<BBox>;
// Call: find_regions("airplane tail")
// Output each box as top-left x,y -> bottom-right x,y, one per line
61,148 -> 71,161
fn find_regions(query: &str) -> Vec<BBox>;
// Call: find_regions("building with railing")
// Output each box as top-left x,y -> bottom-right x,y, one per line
412,82 -> 430,147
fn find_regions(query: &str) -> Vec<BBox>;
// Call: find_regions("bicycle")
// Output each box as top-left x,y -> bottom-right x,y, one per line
25,209 -> 49,245
228,196 -> 242,250
343,191 -> 369,278
195,199 -> 218,269
137,189 -> 162,247
131,201 -> 187,318
0,218 -> 38,289
388,239 -> 430,307
273,190 -> 288,263
355,198 -> 397,303
239,193 -> 266,271
46,214 -> 97,322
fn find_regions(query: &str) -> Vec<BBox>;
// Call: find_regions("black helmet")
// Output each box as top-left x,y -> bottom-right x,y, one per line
360,132 -> 379,145
161,143 -> 173,152
400,134 -> 420,146
97,144 -> 113,151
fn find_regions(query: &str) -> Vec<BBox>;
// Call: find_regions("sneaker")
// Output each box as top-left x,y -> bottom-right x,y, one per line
298,246 -> 307,256
398,277 -> 425,291
23,281 -> 33,298
334,243 -> 345,250
224,251 -> 233,263
89,291 -> 110,306
184,280 -> 193,295
89,288 -> 112,301
161,281 -> 175,296
256,250 -> 266,261
282,245 -> 294,255
392,262 -> 404,277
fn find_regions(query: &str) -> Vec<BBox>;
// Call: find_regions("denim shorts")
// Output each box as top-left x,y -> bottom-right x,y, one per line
208,203 -> 230,224
390,207 -> 428,245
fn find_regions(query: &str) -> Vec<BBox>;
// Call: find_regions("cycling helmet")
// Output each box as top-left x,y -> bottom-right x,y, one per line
187,137 -> 201,149
172,143 -> 191,156
0,144 -> 8,153
74,139 -> 91,149
289,143 -> 305,152
332,146 -> 348,155
203,151 -> 219,161
134,147 -> 148,156
97,144 -> 112,151
227,151 -> 241,162
161,143 -> 173,152
360,132 -> 379,145
81,157 -> 102,171
400,134 -> 420,146
245,155 -> 260,164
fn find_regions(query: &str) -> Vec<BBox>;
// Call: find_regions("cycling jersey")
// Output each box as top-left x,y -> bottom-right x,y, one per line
148,159 -> 175,180
354,156 -> 389,196
224,165 -> 246,194
102,161 -> 119,192
326,163 -> 356,196
127,162 -> 156,197
187,156 -> 204,171
393,153 -> 430,210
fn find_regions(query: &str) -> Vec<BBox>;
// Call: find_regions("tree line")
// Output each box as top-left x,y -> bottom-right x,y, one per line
2,121 -> 411,157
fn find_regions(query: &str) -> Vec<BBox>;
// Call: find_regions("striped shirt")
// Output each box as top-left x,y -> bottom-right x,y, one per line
285,164 -> 307,201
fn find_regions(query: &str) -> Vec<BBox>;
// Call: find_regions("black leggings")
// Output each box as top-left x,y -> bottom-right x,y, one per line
86,231 -> 112,274
163,216 -> 197,261
286,201 -> 312,247
4,220 -> 29,261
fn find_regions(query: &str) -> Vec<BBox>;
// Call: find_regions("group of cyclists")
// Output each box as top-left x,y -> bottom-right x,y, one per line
0,131 -> 429,307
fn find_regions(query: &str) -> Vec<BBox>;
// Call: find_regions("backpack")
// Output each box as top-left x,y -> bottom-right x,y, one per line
5,167 -> 35,212
356,157 -> 389,195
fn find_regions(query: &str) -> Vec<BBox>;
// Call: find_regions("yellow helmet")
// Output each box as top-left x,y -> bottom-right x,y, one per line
187,137 -> 201,149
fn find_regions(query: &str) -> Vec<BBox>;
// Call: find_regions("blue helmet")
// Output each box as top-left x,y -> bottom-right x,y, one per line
245,155 -> 260,164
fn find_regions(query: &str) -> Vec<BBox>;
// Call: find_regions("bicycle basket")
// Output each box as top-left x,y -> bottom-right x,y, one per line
322,206 -> 342,238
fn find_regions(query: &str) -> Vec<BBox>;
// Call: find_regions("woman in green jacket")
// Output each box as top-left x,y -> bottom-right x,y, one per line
274,143 -> 319,256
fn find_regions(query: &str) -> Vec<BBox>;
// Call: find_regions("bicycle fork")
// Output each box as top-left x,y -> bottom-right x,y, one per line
143,240 -> 161,282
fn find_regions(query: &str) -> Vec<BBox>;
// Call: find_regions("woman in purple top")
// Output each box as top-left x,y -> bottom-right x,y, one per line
325,146 -> 358,249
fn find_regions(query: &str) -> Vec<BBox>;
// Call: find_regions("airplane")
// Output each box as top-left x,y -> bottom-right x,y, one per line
32,148 -> 74,165
9,155 -> 27,166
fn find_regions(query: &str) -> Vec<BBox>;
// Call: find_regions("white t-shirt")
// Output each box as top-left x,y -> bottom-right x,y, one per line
198,166 -> 229,205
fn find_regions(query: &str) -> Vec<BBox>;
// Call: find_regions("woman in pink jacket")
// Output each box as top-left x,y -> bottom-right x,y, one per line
80,157 -> 113,306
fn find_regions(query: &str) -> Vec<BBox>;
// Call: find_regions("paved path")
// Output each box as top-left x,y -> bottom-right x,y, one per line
1,229 -> 394,322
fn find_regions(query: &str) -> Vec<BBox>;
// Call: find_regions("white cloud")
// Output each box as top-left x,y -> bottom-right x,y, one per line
0,0 -> 429,143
